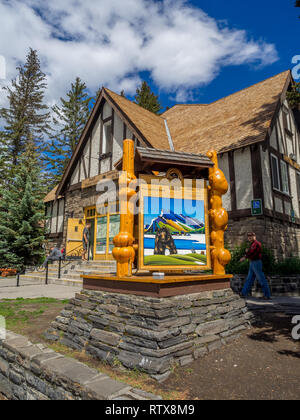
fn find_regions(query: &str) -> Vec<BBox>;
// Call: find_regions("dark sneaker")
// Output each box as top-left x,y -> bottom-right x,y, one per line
239,293 -> 247,299
262,296 -> 272,301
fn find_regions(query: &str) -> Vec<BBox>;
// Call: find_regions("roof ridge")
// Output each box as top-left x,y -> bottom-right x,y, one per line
163,70 -> 290,115
103,87 -> 165,121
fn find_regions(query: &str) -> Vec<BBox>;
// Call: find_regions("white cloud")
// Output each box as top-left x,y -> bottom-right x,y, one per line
0,0 -> 278,106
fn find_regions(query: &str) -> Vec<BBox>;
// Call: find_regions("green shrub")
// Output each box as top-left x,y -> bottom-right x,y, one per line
275,258 -> 300,275
226,243 -> 300,275
226,242 -> 276,275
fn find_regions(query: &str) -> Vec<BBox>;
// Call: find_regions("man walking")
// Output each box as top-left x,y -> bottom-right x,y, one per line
82,222 -> 91,261
239,232 -> 271,300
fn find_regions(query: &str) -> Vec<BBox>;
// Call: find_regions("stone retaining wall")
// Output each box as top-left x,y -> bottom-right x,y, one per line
0,331 -> 161,400
231,274 -> 300,297
44,288 -> 254,381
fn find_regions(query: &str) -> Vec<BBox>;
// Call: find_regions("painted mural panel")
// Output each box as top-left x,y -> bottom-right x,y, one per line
138,179 -> 211,271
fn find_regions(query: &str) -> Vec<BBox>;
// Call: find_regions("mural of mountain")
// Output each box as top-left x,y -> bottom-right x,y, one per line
145,210 -> 205,235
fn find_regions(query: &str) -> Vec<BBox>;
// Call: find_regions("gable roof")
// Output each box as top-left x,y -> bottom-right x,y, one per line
104,88 -> 170,151
44,185 -> 61,203
55,70 -> 291,199
163,70 -> 291,154
56,87 -> 171,197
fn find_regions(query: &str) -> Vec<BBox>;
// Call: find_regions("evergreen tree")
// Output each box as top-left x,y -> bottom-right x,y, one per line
134,81 -> 162,114
43,77 -> 91,187
0,141 -> 46,270
0,132 -> 9,189
0,48 -> 50,171
287,82 -> 300,109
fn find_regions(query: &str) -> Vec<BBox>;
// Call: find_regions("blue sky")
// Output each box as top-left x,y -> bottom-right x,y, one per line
144,196 -> 204,225
155,0 -> 300,109
0,0 -> 298,112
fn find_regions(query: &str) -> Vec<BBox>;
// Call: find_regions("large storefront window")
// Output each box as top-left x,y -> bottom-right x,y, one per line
96,216 -> 107,254
108,214 -> 120,253
84,204 -> 120,259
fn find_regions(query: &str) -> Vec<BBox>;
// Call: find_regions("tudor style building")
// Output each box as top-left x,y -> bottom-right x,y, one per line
44,70 -> 300,260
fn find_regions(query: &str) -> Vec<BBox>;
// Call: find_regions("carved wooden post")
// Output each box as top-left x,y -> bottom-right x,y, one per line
112,139 -> 136,277
207,150 -> 231,275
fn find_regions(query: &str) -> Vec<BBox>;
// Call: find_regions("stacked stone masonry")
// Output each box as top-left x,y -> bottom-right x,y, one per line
45,288 -> 254,380
0,331 -> 162,400
231,274 -> 300,297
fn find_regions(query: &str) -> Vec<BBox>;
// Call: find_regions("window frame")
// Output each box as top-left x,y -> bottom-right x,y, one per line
280,160 -> 290,195
270,153 -> 281,192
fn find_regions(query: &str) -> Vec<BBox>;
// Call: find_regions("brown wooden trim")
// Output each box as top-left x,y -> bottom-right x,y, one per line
49,201 -> 53,233
110,109 -> 114,171
62,198 -> 66,236
55,199 -> 60,234
103,89 -> 150,149
99,108 -> 103,175
82,154 -> 88,180
123,122 -> 127,140
68,182 -> 81,192
228,151 -> 237,211
78,158 -> 81,183
250,144 -> 264,207
102,115 -> 113,124
88,137 -> 92,178
228,209 -> 252,219
82,275 -> 231,297
47,232 -> 63,239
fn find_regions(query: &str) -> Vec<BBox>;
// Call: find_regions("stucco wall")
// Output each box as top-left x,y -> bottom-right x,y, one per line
90,118 -> 101,178
113,113 -> 124,166
234,147 -> 253,210
260,146 -> 273,210
218,153 -> 231,212
290,167 -> 300,218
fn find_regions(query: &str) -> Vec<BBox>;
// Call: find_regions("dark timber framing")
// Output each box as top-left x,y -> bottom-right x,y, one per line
228,151 -> 237,212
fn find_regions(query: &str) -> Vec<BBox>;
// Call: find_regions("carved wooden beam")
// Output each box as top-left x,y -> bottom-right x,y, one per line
207,150 -> 231,275
112,139 -> 136,277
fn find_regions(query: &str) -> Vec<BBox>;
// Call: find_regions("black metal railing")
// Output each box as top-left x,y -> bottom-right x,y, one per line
15,242 -> 88,287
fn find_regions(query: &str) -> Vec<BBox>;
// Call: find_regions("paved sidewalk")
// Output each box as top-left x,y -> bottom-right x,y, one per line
0,284 -> 80,300
246,296 -> 300,315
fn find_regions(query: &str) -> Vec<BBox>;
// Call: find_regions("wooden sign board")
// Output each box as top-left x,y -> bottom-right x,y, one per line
138,175 -> 211,272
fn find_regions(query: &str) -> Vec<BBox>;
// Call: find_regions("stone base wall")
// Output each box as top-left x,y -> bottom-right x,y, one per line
44,288 -> 254,381
225,216 -> 300,260
0,331 -> 161,400
231,274 -> 300,297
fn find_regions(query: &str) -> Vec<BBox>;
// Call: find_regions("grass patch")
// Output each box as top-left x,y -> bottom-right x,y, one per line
0,298 -> 69,333
144,253 -> 206,266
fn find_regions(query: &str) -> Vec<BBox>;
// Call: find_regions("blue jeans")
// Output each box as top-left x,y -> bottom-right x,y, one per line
242,260 -> 271,298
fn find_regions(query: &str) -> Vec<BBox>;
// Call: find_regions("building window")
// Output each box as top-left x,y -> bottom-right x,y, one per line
270,154 -> 280,191
280,161 -> 289,195
102,122 -> 112,154
297,172 -> 300,202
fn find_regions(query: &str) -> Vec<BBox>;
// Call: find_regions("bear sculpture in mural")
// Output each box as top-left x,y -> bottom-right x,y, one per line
154,227 -> 177,255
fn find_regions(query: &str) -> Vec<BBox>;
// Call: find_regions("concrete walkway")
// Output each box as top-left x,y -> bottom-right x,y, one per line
0,284 -> 80,300
246,296 -> 300,315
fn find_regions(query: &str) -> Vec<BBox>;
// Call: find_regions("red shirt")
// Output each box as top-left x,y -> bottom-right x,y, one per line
246,240 -> 262,261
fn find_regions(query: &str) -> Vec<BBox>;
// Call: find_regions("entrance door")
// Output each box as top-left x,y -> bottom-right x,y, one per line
66,218 -> 84,257
86,218 -> 95,260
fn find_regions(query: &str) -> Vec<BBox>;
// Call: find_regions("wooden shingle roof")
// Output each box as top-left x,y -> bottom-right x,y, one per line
44,185 -> 61,203
163,70 -> 291,153
104,88 -> 170,151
